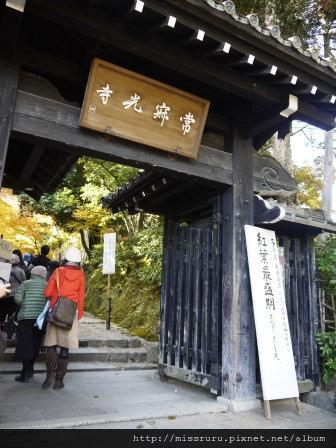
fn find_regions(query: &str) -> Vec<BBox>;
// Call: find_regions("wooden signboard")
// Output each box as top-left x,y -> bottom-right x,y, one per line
80,58 -> 210,159
244,225 -> 300,420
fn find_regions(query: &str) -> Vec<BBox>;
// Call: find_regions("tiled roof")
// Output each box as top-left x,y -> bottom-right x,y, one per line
203,0 -> 336,73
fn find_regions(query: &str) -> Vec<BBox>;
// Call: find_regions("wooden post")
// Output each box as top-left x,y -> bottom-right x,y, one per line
219,107 -> 257,409
264,400 -> 272,420
263,397 -> 301,420
106,274 -> 112,330
0,5 -> 24,186
0,60 -> 20,186
294,397 -> 302,416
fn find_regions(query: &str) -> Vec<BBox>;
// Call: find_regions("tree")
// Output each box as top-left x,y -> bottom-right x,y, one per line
318,1 -> 336,222
20,158 -> 140,258
0,197 -> 56,253
235,0 -> 320,42
292,165 -> 323,208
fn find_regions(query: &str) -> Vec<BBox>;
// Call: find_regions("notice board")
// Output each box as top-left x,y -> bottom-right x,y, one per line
244,225 -> 299,401
103,233 -> 116,275
80,58 -> 210,159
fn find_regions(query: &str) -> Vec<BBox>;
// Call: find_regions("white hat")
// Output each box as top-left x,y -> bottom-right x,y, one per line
64,247 -> 82,263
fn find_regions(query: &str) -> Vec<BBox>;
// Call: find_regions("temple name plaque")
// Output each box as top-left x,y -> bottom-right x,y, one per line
80,58 -> 210,159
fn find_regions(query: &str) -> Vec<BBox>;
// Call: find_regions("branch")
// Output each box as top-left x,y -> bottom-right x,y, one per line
79,229 -> 91,259
291,124 -> 309,137
301,129 -> 316,145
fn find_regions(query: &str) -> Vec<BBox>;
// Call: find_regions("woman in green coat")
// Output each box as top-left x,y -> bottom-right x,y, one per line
14,266 -> 47,382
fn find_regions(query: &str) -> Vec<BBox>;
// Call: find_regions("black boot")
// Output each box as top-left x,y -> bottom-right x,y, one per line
53,357 -> 68,390
28,359 -> 35,378
15,360 -> 30,383
42,349 -> 57,389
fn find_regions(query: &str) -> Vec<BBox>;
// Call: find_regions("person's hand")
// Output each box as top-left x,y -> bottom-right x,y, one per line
0,283 -> 11,299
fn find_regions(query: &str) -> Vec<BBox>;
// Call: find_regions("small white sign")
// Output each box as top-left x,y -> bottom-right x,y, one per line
0,238 -> 13,261
103,233 -> 116,275
244,225 -> 299,401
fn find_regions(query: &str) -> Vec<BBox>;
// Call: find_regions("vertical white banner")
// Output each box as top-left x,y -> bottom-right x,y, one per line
244,225 -> 299,400
103,233 -> 116,275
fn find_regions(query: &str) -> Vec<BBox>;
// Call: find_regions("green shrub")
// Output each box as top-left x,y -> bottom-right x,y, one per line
315,332 -> 336,385
84,223 -> 162,341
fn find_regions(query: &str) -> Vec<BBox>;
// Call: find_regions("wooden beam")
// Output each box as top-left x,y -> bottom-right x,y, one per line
253,118 -> 292,150
26,0 -> 284,107
19,143 -> 45,180
25,0 -> 336,130
44,153 -> 77,192
3,174 -> 33,190
23,50 -> 83,85
12,84 -> 297,194
12,89 -> 233,186
240,105 -> 287,138
163,0 -> 336,96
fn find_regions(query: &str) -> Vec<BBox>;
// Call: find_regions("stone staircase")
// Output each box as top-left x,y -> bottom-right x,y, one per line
0,314 -> 158,374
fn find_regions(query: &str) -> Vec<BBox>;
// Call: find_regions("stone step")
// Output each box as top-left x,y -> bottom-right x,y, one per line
2,347 -> 148,363
5,337 -> 143,349
0,361 -> 157,374
79,337 -> 143,349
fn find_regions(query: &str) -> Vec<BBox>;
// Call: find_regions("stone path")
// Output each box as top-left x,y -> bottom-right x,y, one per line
0,313 -> 157,373
0,370 -> 335,429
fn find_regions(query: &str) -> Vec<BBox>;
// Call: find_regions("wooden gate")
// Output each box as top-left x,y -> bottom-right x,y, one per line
159,199 -> 321,393
159,214 -> 222,393
278,236 -> 320,385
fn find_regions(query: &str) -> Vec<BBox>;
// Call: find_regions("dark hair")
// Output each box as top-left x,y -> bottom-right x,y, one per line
13,249 -> 22,257
13,249 -> 24,264
46,260 -> 60,280
41,245 -> 50,256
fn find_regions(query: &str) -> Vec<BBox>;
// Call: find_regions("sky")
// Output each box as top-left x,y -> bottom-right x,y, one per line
291,121 -> 326,166
290,120 -> 336,215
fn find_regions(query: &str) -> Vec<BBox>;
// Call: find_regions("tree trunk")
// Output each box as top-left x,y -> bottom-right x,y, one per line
79,229 -> 91,259
271,131 -> 293,175
322,130 -> 335,223
322,26 -> 335,223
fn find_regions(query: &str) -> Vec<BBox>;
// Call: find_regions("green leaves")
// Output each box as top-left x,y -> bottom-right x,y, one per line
21,156 -> 162,340
316,235 -> 336,292
315,332 -> 336,384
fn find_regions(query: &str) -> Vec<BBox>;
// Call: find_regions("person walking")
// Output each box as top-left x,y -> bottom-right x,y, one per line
0,283 -> 11,357
31,245 -> 51,268
0,254 -> 26,324
14,266 -> 47,382
42,247 -> 85,390
12,249 -> 27,273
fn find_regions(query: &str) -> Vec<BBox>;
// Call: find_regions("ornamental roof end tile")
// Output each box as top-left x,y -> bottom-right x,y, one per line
202,0 -> 336,73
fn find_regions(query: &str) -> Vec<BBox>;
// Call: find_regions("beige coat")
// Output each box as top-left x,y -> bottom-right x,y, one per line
43,315 -> 79,349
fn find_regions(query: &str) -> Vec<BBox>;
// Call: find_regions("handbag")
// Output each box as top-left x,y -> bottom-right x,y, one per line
48,269 -> 77,331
